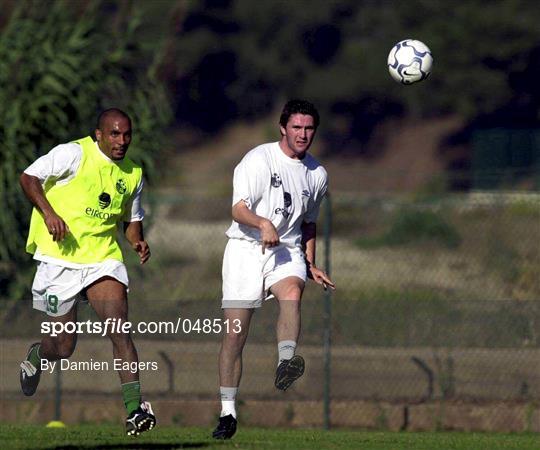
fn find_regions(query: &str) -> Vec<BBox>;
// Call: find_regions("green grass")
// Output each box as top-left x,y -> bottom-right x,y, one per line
0,425 -> 539,450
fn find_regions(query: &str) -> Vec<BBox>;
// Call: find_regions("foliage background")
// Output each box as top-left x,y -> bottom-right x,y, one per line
163,0 -> 540,140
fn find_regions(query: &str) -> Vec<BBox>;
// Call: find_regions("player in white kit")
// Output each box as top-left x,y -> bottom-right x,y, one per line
213,99 -> 335,439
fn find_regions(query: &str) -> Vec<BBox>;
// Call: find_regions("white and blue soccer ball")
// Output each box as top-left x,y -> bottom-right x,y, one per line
387,39 -> 433,85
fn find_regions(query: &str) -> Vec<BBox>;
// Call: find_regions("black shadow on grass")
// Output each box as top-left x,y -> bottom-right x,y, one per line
41,443 -> 208,450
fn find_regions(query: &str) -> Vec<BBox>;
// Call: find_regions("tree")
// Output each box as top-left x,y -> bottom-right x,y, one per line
165,0 -> 540,149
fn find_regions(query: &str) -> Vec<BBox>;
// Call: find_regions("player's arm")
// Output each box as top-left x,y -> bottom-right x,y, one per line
122,179 -> 149,264
301,221 -> 335,290
20,143 -> 81,242
19,173 -> 69,242
232,200 -> 279,253
123,220 -> 150,265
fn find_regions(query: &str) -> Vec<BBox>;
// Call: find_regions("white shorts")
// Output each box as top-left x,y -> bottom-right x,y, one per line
222,239 -> 307,309
32,260 -> 129,317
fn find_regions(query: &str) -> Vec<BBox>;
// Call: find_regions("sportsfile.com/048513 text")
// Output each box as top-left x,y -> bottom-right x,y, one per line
40,318 -> 242,337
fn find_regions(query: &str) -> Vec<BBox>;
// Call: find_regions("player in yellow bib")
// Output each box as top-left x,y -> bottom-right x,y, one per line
19,109 -> 156,436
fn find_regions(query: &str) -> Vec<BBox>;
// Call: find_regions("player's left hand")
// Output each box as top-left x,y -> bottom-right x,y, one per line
308,266 -> 336,291
133,240 -> 151,265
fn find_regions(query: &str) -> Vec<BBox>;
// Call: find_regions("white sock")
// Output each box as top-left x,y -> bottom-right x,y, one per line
220,386 -> 238,418
278,340 -> 297,365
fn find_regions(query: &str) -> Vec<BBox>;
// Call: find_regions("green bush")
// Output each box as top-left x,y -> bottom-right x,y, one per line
356,208 -> 461,249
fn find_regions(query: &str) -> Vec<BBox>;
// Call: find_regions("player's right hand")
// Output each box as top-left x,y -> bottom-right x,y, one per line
308,266 -> 336,291
132,240 -> 151,265
260,219 -> 279,254
44,212 -> 70,242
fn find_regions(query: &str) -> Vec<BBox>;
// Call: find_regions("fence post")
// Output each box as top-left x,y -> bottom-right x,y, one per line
54,365 -> 62,421
323,193 -> 332,430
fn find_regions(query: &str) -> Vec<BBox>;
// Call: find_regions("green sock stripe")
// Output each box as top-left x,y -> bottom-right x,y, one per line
122,381 -> 141,415
28,345 -> 41,368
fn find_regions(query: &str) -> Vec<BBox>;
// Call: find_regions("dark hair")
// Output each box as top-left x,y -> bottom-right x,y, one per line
279,99 -> 320,129
96,108 -> 131,130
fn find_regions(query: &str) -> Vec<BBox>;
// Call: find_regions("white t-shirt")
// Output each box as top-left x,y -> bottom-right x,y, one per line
226,142 -> 328,249
24,141 -> 145,268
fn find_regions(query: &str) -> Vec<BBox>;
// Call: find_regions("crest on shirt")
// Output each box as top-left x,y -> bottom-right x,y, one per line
271,173 -> 282,188
98,192 -> 111,209
116,179 -> 127,194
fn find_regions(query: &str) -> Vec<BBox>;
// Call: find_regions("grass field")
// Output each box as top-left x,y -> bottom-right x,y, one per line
1,425 -> 539,450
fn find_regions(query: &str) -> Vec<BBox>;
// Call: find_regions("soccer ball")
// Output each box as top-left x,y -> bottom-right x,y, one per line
387,39 -> 433,84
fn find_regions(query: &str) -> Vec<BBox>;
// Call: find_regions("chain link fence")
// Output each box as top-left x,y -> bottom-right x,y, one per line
1,179 -> 540,431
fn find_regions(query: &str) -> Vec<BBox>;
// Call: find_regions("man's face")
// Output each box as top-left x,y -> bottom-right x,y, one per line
280,113 -> 316,159
95,115 -> 132,161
